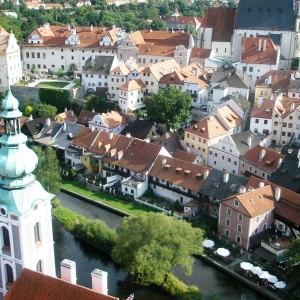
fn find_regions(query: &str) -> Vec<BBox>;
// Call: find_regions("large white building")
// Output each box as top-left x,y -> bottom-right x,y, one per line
0,29 -> 22,92
0,90 -> 56,299
21,24 -> 124,74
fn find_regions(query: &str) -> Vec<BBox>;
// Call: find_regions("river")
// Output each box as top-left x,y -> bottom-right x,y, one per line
54,191 -> 267,300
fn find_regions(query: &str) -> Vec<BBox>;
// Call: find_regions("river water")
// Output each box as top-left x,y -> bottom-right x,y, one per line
54,191 -> 267,300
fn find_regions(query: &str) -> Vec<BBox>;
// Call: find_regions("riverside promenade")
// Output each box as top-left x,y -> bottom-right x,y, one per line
59,186 -> 295,299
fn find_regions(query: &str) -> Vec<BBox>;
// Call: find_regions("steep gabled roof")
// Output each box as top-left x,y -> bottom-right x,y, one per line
118,79 -> 146,91
77,110 -> 98,126
201,7 -> 236,42
250,100 -> 274,119
71,126 -> 99,149
149,155 -> 211,192
4,269 -> 118,300
185,115 -> 228,139
235,0 -> 294,31
241,37 -> 277,65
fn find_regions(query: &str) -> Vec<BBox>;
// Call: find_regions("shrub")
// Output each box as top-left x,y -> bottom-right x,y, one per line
51,198 -> 61,208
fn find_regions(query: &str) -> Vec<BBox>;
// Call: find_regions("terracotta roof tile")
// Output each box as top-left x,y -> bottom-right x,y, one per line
185,115 -> 228,139
149,155 -> 211,192
119,79 -> 146,91
190,48 -> 212,59
77,110 -> 98,126
71,126 -> 99,149
98,111 -> 127,128
89,131 -> 120,155
138,44 -> 175,57
22,25 -> 119,49
104,138 -> 162,173
172,149 -> 197,162
161,15 -> 202,26
55,110 -> 77,123
250,100 -> 274,119
242,145 -> 284,173
4,269 -> 118,300
200,7 -> 236,42
233,185 -> 275,217
241,37 -> 277,65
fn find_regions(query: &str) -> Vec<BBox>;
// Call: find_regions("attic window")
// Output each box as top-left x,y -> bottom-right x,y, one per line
201,127 -> 205,132
193,125 -> 198,130
184,170 -> 191,176
249,199 -> 254,203
176,167 -> 182,174
196,173 -> 203,179
164,164 -> 171,170
265,159 -> 274,166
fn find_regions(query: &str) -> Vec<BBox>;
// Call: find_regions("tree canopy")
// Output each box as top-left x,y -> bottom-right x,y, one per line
285,238 -> 300,282
144,87 -> 192,130
112,212 -> 204,286
32,145 -> 61,194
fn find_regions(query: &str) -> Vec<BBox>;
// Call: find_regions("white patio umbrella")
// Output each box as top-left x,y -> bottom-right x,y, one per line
259,271 -> 270,280
251,266 -> 263,276
240,262 -> 253,271
274,281 -> 286,289
202,239 -> 215,248
268,275 -> 278,284
216,248 -> 230,257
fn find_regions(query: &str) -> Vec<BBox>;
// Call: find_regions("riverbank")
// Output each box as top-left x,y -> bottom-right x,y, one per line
58,185 -> 290,300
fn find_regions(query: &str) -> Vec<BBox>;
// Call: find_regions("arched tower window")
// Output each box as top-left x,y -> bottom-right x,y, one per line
2,227 -> 11,254
5,264 -> 14,286
36,260 -> 43,273
34,222 -> 41,244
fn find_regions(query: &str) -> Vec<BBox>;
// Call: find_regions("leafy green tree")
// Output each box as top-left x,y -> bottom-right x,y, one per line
35,103 -> 57,117
32,145 -> 61,194
24,105 -> 34,117
144,87 -> 192,130
57,68 -> 64,78
112,212 -> 204,286
285,238 -> 300,282
84,94 -> 115,112
150,18 -> 167,31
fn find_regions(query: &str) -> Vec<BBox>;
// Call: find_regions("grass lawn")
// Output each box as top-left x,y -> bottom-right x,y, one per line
61,180 -> 159,216
37,81 -> 68,88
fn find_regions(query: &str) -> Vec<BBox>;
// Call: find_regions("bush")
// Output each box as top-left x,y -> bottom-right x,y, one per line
51,198 -> 61,208
52,204 -> 116,255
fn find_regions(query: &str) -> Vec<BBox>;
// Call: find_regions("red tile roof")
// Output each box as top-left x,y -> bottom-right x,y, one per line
55,110 -> 77,123
4,269 -> 118,300
242,145 -> 284,174
22,25 -> 119,49
172,149 -> 197,162
149,155 -> 211,192
241,37 -> 277,65
71,126 -> 99,149
119,79 -> 146,91
200,7 -> 236,42
185,115 -> 228,139
250,100 -> 274,119
77,110 -> 98,126
190,48 -> 212,59
99,111 -> 127,129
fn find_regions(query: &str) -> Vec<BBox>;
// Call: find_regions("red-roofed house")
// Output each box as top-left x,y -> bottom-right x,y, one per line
239,145 -> 284,179
197,7 -> 236,58
218,185 -> 276,249
233,37 -> 279,90
55,109 -> 77,123
88,111 -> 127,133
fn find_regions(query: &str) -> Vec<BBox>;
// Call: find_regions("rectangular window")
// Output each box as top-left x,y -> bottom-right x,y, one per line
226,218 -> 231,226
234,199 -> 239,207
255,119 -> 259,123
236,236 -> 241,244
37,53 -> 40,58
227,207 -> 232,216
26,52 -> 29,58
34,223 -> 41,243
264,120 -> 268,125
237,224 -> 242,233
225,229 -> 230,237
238,213 -> 243,222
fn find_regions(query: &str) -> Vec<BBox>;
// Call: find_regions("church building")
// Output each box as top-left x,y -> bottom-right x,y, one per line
0,90 -> 56,299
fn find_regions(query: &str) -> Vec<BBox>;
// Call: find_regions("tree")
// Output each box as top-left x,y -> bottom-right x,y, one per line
34,103 -> 57,117
84,94 -> 115,112
285,238 -> 300,282
112,212 -> 204,286
57,68 -> 64,78
32,145 -> 61,194
144,87 -> 192,130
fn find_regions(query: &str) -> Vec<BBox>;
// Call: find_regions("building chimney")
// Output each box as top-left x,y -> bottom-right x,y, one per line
60,259 -> 77,284
126,132 -> 131,138
223,171 -> 229,183
46,118 -> 51,126
259,182 -> 265,188
275,187 -> 281,201
108,131 -> 113,140
247,135 -> 252,147
90,24 -> 93,32
64,107 -> 68,112
91,269 -> 108,295
258,149 -> 266,162
263,39 -> 267,51
204,169 -> 209,180
29,114 -> 33,121
290,102 -> 295,111
258,38 -> 262,51
239,185 -> 246,194
90,126 -> 95,132
277,158 -> 283,169
63,122 -> 67,132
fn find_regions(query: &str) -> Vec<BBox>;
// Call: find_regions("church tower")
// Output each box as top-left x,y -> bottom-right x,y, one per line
294,0 -> 300,62
0,90 -> 56,299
